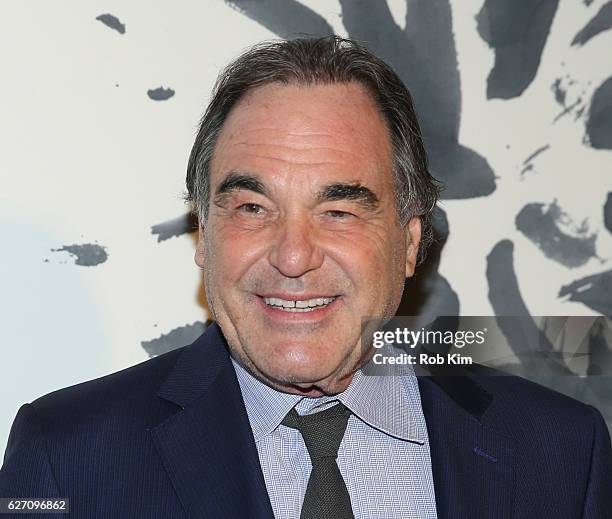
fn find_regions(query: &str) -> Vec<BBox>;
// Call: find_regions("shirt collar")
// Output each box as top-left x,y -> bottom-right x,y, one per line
231,358 -> 303,442
232,345 -> 427,445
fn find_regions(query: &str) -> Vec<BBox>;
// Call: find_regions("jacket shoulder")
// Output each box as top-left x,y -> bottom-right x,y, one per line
466,364 -> 607,440
28,346 -> 187,435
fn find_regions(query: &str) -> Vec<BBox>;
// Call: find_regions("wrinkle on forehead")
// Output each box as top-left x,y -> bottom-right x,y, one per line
215,82 -> 391,157
209,82 -> 395,202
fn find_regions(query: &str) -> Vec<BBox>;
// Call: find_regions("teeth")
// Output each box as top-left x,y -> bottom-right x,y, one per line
264,296 -> 336,311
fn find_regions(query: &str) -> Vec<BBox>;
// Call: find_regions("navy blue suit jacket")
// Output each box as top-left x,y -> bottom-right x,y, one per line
1,322 -> 611,518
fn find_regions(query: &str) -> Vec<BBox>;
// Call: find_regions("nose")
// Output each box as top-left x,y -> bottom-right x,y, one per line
267,213 -> 324,277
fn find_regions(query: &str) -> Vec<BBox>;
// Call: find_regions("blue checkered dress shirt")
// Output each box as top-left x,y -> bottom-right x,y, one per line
231,350 -> 438,519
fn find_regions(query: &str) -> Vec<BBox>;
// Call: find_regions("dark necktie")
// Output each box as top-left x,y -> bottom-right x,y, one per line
281,402 -> 354,519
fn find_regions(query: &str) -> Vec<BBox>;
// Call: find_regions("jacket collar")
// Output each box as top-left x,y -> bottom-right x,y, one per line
151,323 -> 275,519
417,366 -> 515,518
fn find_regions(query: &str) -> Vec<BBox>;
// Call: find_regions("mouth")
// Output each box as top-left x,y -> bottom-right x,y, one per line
261,295 -> 339,313
255,292 -> 342,321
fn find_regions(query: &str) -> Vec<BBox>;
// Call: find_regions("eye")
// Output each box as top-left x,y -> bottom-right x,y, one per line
236,203 -> 266,215
325,210 -> 355,219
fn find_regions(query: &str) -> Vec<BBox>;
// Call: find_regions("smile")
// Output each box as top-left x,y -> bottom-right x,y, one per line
263,296 -> 338,312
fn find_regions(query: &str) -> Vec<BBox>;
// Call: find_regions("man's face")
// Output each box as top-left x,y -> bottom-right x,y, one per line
196,82 -> 421,396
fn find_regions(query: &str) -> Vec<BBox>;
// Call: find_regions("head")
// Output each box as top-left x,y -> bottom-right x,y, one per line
186,36 -> 440,396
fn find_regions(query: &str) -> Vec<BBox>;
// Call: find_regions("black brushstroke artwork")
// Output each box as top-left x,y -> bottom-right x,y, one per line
543,318 -> 612,434
95,14 -> 126,34
51,243 -> 108,267
486,246 -> 596,376
552,78 -> 568,106
604,192 -> 612,234
521,144 -> 550,175
485,244 -> 580,380
141,321 -> 210,357
586,319 -> 612,376
524,144 -> 550,164
226,0 -> 334,38
226,0 -> 496,200
572,1 -> 612,46
559,269 -> 612,315
476,0 -> 559,99
147,87 -> 175,101
487,241 -> 612,431
486,239 -> 532,317
582,320 -> 612,434
515,200 -> 598,268
485,240 -> 574,373
551,76 -> 585,122
151,213 -> 198,242
586,75 -> 612,149
582,321 -> 612,434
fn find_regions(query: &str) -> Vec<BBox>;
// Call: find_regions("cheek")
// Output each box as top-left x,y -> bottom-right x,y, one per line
325,231 -> 399,296
208,222 -> 270,284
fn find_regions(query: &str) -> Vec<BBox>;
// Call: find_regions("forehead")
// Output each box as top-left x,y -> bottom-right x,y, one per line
210,81 -> 393,186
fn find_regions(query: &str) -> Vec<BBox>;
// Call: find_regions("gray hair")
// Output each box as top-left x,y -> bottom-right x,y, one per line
186,35 -> 441,263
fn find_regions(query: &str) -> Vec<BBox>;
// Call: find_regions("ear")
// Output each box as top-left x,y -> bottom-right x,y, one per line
195,225 -> 206,268
404,216 -> 421,278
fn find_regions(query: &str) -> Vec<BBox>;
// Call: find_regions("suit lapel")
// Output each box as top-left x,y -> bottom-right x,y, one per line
149,323 -> 275,519
418,372 -> 515,519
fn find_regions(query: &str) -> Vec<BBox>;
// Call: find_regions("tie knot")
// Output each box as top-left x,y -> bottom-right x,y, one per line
281,402 -> 352,460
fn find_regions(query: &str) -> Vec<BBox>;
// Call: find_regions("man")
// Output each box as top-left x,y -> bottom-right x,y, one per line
1,36 -> 610,518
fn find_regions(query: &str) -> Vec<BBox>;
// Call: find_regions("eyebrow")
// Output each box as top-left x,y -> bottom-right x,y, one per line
214,173 -> 379,212
316,182 -> 380,211
214,172 -> 268,201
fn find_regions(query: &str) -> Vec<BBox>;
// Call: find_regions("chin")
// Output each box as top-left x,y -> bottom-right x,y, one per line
255,352 -> 331,382
268,360 -> 332,384
239,336 -> 360,390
